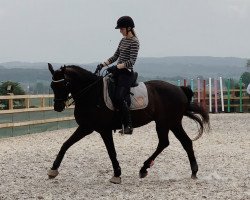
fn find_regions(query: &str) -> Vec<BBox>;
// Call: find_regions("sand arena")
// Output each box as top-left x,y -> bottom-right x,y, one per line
0,113 -> 249,200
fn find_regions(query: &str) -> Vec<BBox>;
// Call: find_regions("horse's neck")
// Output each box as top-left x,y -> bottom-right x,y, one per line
70,76 -> 103,106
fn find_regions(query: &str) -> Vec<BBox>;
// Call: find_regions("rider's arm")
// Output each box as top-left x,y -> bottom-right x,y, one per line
103,40 -> 122,67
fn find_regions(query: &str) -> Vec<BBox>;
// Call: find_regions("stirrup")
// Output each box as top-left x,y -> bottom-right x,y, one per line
119,124 -> 133,135
118,124 -> 125,135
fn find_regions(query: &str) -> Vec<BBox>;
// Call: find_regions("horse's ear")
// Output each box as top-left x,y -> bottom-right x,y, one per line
48,63 -> 54,75
61,65 -> 66,72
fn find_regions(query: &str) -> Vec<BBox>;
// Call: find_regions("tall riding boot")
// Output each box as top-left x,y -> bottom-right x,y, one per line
119,101 -> 133,134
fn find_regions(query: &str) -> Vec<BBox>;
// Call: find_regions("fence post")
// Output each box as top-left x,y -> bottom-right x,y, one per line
41,97 -> 45,108
25,97 -> 30,109
8,99 -> 13,110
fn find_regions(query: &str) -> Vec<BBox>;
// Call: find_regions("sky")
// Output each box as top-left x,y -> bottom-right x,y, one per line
0,0 -> 249,63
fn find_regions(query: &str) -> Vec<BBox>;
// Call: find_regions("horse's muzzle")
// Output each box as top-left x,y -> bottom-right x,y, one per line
54,101 -> 65,112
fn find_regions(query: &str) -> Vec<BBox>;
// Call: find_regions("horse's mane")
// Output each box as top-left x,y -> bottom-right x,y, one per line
64,65 -> 97,81
65,65 -> 92,75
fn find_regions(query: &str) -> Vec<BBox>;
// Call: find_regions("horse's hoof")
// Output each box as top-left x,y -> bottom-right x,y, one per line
191,174 -> 197,179
150,160 -> 154,167
139,171 -> 148,178
47,169 -> 59,179
109,176 -> 121,184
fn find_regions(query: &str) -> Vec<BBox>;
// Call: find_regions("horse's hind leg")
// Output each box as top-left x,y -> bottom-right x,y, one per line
171,124 -> 198,179
139,122 -> 169,178
47,126 -> 92,178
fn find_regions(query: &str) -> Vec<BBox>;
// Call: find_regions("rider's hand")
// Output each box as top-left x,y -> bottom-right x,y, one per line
107,65 -> 117,73
94,63 -> 104,75
97,63 -> 104,70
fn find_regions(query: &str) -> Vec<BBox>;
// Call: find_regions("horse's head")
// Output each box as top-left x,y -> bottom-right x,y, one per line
48,63 -> 70,112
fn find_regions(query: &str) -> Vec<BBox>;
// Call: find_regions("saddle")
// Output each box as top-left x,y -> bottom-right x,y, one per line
103,72 -> 148,111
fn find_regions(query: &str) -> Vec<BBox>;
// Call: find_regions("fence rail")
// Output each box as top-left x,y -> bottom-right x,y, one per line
0,94 -> 76,138
0,84 -> 250,138
0,89 -> 250,114
0,94 -> 54,111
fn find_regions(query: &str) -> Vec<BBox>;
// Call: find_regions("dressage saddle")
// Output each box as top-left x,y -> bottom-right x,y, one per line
107,71 -> 138,105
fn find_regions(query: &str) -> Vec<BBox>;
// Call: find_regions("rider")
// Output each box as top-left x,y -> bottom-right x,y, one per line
97,16 -> 140,134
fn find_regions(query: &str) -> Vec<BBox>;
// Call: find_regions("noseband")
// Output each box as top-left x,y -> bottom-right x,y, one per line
52,78 -> 70,103
52,78 -> 65,83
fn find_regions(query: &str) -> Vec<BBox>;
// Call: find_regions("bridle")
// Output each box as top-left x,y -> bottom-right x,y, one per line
52,68 -> 108,107
52,78 -> 70,103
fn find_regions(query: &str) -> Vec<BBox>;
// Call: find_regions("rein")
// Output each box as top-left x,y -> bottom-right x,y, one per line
63,70 -> 109,107
66,77 -> 102,106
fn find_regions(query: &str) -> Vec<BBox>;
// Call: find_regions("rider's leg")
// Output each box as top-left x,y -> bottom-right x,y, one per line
115,86 -> 133,134
113,69 -> 133,134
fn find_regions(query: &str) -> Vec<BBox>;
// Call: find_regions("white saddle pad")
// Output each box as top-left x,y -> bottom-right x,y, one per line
103,77 -> 149,111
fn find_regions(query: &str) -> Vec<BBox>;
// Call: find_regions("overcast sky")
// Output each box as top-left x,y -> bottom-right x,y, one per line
0,0 -> 249,63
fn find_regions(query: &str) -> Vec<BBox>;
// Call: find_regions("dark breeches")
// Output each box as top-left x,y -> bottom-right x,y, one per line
113,69 -> 133,108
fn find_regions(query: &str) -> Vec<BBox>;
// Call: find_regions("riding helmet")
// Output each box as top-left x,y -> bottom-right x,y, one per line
115,16 -> 135,29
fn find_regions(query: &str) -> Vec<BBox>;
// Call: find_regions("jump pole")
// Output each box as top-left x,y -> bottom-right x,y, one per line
209,78 -> 212,112
227,79 -> 231,112
219,77 -> 224,112
177,80 -> 181,86
214,78 -> 218,113
191,79 -> 194,102
197,78 -> 201,104
203,79 -> 206,109
239,78 -> 243,112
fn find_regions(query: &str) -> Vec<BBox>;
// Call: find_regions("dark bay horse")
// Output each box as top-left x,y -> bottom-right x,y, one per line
47,63 -> 209,184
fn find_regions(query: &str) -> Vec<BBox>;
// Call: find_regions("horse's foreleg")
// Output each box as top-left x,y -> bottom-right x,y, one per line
100,131 -> 121,184
171,124 -> 198,179
48,126 -> 92,179
140,123 -> 169,178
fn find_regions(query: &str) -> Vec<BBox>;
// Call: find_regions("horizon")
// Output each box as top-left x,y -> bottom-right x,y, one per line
0,55 -> 248,65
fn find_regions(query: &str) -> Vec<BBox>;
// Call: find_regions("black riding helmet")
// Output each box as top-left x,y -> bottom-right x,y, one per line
115,16 -> 135,29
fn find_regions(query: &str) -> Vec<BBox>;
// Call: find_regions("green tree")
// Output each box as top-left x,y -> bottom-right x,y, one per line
234,82 -> 245,97
0,81 -> 26,109
0,81 -> 25,95
34,82 -> 45,94
240,72 -> 250,86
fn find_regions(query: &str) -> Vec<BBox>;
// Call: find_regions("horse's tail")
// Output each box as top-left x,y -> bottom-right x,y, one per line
180,86 -> 210,141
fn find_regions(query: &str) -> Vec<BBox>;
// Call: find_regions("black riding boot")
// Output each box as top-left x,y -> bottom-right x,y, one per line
119,101 -> 133,135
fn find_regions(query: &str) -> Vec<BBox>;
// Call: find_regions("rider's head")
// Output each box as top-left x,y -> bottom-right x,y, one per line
115,16 -> 136,37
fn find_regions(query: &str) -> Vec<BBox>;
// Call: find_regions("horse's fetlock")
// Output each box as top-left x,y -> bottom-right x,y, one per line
114,167 -> 121,177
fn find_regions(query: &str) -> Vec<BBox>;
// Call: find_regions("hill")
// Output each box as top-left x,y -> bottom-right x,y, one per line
0,57 -> 247,83
135,56 -> 246,78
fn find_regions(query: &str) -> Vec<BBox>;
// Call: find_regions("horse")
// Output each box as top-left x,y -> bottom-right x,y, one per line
47,63 -> 209,184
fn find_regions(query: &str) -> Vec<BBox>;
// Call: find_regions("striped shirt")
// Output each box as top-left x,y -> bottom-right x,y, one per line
108,36 -> 140,70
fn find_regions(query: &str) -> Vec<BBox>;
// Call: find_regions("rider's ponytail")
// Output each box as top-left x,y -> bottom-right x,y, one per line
131,29 -> 137,37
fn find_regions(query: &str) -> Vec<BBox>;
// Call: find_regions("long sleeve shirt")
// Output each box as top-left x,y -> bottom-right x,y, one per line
108,36 -> 140,70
